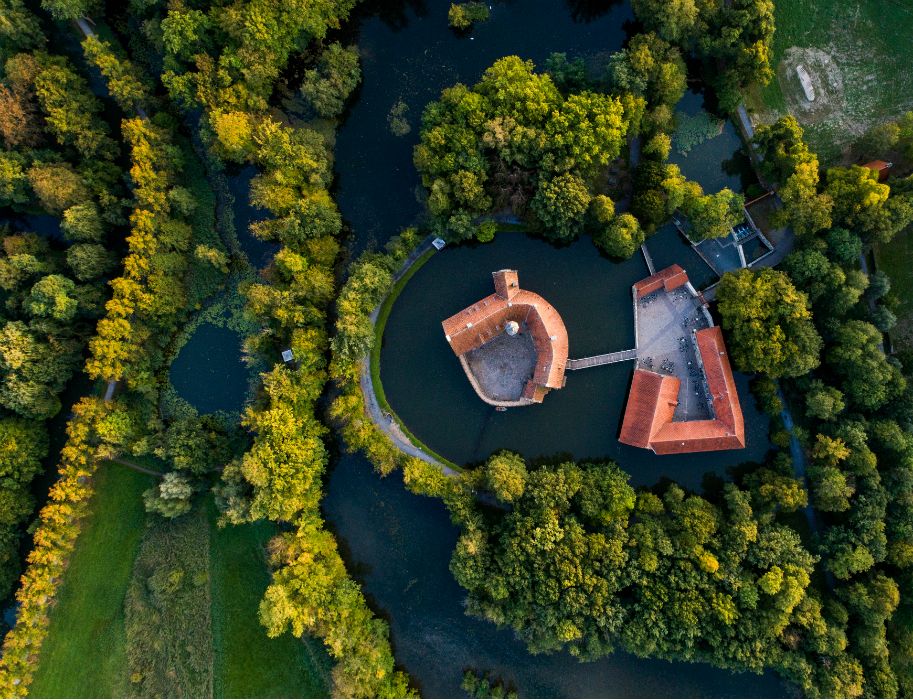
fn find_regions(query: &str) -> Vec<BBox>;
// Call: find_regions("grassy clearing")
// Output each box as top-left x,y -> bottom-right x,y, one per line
875,227 -> 913,356
31,479 -> 334,698
745,0 -> 913,164
208,500 -> 333,698
30,463 -> 154,698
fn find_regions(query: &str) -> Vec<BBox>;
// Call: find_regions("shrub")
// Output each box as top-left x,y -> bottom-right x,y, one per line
448,2 -> 490,30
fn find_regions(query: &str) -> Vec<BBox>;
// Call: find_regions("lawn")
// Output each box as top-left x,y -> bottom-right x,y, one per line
30,463 -> 154,698
208,499 -> 333,698
30,476 -> 334,698
744,0 -> 913,164
875,226 -> 913,356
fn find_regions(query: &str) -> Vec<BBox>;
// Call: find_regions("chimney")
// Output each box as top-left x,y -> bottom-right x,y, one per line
492,269 -> 520,300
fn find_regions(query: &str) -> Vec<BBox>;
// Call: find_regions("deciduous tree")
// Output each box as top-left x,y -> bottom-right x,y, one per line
299,43 -> 361,118
716,268 -> 822,378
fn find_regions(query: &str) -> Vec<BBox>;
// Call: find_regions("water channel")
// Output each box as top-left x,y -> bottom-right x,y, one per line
323,0 -> 788,696
325,452 -> 786,698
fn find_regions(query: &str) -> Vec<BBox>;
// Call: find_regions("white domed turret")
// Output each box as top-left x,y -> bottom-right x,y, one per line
505,321 -> 520,336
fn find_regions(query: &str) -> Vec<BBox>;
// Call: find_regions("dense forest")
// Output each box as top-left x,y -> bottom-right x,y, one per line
0,2 -> 128,602
0,0 -> 912,697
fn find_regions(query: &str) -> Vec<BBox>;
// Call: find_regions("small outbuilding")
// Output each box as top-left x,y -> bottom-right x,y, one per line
863,160 -> 893,182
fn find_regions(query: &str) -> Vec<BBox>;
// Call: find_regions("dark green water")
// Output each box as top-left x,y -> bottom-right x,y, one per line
322,2 -> 788,696
648,223 -> 718,290
669,90 -> 757,195
380,232 -> 769,488
169,324 -> 248,414
0,214 -> 65,242
227,165 -> 279,269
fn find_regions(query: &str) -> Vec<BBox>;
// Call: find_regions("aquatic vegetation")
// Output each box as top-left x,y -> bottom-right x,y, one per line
672,110 -> 724,155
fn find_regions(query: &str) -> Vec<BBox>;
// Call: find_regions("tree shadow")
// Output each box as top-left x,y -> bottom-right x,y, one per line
357,0 -> 430,32
563,0 -> 622,22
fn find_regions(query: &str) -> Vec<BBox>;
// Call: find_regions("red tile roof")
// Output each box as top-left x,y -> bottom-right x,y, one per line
620,272 -> 745,454
442,270 -> 569,402
633,264 -> 688,300
863,160 -> 892,181
618,370 -> 680,448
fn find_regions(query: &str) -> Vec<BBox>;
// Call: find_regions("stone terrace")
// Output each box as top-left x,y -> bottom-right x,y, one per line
635,284 -> 712,422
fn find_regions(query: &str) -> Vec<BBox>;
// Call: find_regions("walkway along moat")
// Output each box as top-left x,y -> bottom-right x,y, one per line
331,1 -> 784,694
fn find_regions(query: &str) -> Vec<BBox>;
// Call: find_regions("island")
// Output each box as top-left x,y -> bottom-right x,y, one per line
442,269 -> 568,406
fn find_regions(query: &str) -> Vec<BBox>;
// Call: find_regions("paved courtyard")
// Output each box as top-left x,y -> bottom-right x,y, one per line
464,325 -> 537,402
636,287 -> 713,421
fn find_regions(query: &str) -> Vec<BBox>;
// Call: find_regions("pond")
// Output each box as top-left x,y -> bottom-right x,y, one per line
668,90 -> 757,195
334,0 -> 635,253
379,232 -> 769,488
169,323 -> 248,414
323,451 -> 788,698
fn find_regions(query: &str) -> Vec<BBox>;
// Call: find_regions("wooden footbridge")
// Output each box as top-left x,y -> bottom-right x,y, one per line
567,348 -> 637,370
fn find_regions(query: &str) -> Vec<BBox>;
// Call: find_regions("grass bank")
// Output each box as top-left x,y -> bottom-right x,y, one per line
369,246 -> 462,471
30,463 -> 154,698
744,0 -> 913,163
209,499 -> 333,698
369,246 -> 435,409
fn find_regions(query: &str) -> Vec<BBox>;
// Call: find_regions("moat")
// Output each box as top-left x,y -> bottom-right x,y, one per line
378,232 -> 769,486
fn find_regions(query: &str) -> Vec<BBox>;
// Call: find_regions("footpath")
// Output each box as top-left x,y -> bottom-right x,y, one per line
358,237 -> 459,475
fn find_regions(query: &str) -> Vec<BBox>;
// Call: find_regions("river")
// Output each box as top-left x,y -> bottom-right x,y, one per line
324,452 -> 786,698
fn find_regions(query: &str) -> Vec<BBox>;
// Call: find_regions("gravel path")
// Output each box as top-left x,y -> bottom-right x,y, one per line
359,237 -> 459,475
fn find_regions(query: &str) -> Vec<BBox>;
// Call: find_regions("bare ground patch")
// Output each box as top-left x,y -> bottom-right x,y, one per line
777,48 -> 846,126
748,1 -> 913,164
